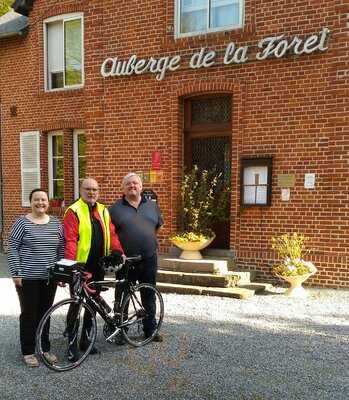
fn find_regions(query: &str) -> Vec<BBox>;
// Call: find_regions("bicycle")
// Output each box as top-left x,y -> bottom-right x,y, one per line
35,255 -> 164,372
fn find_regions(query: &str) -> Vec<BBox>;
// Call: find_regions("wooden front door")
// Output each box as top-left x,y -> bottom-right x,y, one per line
184,95 -> 231,249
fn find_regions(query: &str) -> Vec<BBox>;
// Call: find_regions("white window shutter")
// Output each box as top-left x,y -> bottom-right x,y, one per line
20,132 -> 41,207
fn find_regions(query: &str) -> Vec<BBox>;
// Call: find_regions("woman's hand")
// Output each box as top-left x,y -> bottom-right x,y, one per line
13,277 -> 22,287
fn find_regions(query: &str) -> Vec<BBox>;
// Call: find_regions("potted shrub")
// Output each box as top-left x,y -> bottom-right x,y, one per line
170,166 -> 229,259
271,233 -> 317,297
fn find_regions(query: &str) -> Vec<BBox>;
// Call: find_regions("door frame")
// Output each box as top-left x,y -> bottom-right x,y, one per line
183,94 -> 232,249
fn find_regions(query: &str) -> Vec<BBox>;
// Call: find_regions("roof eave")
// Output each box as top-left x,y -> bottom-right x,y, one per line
0,27 -> 27,39
0,12 -> 28,40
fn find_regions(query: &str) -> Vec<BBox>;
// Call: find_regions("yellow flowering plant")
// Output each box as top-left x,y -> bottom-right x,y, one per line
271,233 -> 317,276
170,232 -> 207,243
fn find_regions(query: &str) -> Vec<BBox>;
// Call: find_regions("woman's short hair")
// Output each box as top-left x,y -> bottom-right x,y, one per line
29,188 -> 48,202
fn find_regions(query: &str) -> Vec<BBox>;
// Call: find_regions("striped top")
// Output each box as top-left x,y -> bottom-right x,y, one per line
8,216 -> 64,280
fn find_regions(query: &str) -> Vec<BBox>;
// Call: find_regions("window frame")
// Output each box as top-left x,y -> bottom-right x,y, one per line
240,157 -> 273,207
44,12 -> 84,92
73,129 -> 86,199
175,0 -> 244,38
48,131 -> 64,199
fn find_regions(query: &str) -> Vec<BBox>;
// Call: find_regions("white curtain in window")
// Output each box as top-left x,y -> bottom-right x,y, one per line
210,0 -> 239,28
20,132 -> 41,207
47,21 -> 63,74
180,0 -> 207,33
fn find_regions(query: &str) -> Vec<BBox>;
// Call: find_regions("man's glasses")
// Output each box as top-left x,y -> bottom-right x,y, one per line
82,187 -> 99,192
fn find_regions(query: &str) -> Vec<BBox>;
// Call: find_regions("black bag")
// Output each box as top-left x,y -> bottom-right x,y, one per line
49,259 -> 78,284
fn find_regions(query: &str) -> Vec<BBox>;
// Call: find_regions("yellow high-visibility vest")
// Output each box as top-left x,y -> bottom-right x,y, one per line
65,198 -> 111,263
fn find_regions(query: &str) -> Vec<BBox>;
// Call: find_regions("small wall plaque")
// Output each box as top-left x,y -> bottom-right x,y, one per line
304,173 -> 315,189
281,188 -> 290,201
277,174 -> 295,188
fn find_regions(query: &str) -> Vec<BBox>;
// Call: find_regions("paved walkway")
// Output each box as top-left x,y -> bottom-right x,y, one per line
0,253 -> 348,400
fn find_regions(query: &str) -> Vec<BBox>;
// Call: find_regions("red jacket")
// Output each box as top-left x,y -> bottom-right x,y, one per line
64,207 -> 123,260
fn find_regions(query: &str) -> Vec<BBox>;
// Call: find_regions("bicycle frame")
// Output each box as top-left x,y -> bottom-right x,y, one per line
71,258 -> 146,342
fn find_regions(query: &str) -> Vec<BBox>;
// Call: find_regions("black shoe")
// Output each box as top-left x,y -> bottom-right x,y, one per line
145,332 -> 163,342
114,333 -> 126,345
152,333 -> 163,342
67,344 -> 79,362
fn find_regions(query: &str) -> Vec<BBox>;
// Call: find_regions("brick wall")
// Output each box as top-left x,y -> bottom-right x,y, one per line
0,0 -> 348,287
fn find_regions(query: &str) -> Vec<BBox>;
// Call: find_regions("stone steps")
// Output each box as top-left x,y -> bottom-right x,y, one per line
159,256 -> 229,275
157,255 -> 273,299
157,270 -> 239,288
157,282 -> 256,300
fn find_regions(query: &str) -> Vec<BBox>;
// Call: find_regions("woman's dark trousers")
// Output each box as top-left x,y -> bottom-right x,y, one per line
16,279 -> 57,356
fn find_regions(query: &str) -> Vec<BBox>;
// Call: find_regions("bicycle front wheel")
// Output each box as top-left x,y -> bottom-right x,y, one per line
36,298 -> 97,372
120,283 -> 164,347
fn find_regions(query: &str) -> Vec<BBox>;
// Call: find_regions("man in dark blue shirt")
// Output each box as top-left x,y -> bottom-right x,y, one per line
109,172 -> 164,342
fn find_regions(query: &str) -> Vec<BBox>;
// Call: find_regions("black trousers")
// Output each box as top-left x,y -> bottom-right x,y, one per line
115,253 -> 158,334
16,279 -> 57,356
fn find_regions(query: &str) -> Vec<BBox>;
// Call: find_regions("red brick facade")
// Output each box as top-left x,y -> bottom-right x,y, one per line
0,0 -> 348,287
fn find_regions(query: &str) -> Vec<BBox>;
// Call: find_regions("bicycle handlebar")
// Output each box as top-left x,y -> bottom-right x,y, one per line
124,255 -> 142,262
76,254 -> 143,275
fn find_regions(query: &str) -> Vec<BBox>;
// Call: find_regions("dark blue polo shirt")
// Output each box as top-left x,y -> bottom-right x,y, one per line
109,196 -> 163,258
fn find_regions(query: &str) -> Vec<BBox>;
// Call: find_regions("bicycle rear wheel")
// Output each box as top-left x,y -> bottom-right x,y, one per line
36,298 -> 97,372
120,283 -> 164,347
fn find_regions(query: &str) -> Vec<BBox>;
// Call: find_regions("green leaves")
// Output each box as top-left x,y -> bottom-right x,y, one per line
0,0 -> 14,16
180,165 -> 229,236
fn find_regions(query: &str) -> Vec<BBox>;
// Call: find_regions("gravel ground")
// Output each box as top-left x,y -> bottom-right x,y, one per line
0,255 -> 348,400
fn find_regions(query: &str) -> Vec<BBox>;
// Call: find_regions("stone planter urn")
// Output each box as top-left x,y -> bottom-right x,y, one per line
170,235 -> 215,260
275,271 -> 316,298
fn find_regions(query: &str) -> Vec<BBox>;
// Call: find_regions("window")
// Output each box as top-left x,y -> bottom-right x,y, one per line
20,132 -> 41,207
176,0 -> 243,37
241,158 -> 272,206
48,132 -> 64,199
45,13 -> 84,90
190,96 -> 231,127
73,130 -> 86,199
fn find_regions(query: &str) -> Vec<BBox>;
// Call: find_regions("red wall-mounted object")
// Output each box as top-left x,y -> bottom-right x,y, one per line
151,150 -> 161,170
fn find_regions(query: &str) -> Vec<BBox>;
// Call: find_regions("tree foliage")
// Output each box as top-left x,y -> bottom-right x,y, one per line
0,0 -> 14,17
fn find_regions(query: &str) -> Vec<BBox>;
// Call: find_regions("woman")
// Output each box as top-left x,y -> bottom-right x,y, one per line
8,188 -> 64,367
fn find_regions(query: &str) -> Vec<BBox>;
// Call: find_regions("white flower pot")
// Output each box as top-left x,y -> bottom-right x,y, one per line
170,236 -> 215,260
276,273 -> 314,298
